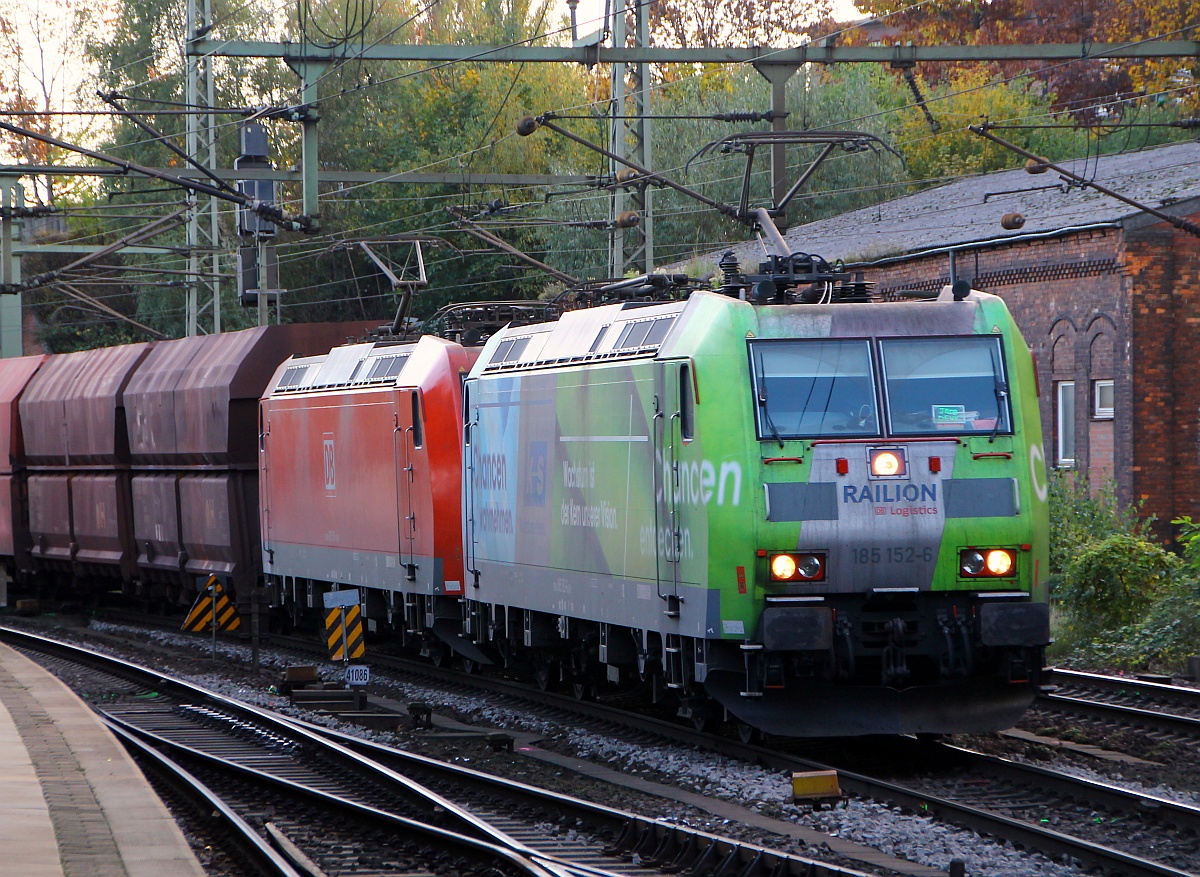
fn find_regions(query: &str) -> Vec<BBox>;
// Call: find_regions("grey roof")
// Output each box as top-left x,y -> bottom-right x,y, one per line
713,139 -> 1200,267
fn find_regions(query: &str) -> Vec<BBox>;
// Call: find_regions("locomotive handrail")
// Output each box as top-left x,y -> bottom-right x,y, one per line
651,408 -> 665,604
464,415 -> 480,587
668,408 -> 683,604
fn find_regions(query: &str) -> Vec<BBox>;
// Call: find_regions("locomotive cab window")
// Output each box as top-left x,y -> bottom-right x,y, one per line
748,339 -> 879,439
880,336 -> 1012,436
680,364 -> 694,441
411,392 -> 423,447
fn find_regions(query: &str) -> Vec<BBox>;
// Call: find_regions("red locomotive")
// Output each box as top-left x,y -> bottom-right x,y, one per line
258,335 -> 478,659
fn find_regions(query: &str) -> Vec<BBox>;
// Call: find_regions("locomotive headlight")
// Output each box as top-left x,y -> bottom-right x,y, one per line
985,550 -> 1015,576
797,554 -> 824,580
771,553 -> 798,581
768,552 -> 826,582
960,550 -> 986,576
869,447 -> 907,478
959,548 -> 1016,577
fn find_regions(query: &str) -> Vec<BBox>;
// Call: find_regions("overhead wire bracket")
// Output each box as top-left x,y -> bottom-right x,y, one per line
0,119 -> 315,232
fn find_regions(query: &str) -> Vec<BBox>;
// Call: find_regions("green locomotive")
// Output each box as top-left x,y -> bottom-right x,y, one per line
463,267 -> 1049,736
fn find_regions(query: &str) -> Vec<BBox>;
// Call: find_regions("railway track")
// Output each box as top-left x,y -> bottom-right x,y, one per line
34,618 -> 1200,875
0,625 -> 877,877
111,726 -> 317,877
1033,669 -> 1200,749
276,639 -> 1200,876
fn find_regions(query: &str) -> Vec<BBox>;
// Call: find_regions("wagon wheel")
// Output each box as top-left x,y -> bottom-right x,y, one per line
571,680 -> 592,701
568,649 -> 593,701
735,719 -> 760,745
460,657 -> 479,675
532,653 -> 556,691
689,706 -> 715,733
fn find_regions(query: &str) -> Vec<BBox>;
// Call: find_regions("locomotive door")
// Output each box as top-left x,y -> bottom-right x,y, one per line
394,390 -> 420,578
462,380 -> 477,587
654,361 -> 687,614
258,402 -> 272,558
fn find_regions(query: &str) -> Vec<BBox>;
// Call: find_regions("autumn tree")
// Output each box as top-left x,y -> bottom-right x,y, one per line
0,0 -> 102,204
854,0 -> 1198,119
890,67 -> 1078,181
649,0 -> 833,49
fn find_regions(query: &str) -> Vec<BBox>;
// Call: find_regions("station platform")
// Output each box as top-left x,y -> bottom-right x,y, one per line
0,641 -> 206,877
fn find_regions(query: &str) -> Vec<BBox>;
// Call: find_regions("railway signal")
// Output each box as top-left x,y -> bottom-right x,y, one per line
236,120 -> 285,320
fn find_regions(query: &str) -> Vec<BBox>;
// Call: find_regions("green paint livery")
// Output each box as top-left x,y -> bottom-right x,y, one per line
464,288 -> 1049,736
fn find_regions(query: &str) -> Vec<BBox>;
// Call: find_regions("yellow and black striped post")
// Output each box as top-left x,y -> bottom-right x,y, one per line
182,576 -> 241,633
324,604 -> 365,661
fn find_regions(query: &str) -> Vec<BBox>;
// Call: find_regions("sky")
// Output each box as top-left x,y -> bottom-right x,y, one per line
558,0 -> 866,40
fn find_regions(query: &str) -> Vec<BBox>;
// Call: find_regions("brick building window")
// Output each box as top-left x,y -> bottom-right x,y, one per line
1093,380 -> 1114,419
1056,381 -> 1075,467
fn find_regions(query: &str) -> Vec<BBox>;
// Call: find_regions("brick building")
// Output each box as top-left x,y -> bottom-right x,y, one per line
713,141 -> 1200,534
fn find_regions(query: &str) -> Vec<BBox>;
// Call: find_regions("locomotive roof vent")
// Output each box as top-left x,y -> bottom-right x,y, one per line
482,305 -> 683,374
273,346 -> 414,394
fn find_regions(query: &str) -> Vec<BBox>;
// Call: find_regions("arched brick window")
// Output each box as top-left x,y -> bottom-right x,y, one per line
1087,330 -> 1116,488
1050,324 -> 1077,467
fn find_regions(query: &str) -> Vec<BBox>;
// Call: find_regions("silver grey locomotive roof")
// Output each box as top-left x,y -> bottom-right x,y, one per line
708,140 -> 1200,267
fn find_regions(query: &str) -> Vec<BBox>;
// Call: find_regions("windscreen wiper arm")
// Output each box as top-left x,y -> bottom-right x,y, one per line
989,345 -> 1008,444
755,354 -> 785,449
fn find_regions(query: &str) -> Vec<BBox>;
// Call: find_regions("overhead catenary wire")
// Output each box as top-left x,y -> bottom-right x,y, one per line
14,0 -> 1195,321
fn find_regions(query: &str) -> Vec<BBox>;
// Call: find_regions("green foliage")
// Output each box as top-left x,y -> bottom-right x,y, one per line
1054,515 -> 1200,674
1172,515 -> 1200,575
1057,534 -> 1177,640
1069,576 -> 1200,673
894,69 -> 1075,183
1047,470 -> 1143,578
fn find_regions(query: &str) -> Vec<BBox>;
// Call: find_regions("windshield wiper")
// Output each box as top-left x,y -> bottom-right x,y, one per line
989,344 -> 1008,444
755,353 -> 785,449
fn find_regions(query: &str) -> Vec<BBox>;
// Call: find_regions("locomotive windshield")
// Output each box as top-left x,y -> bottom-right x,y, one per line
748,335 -> 1012,440
880,336 -> 1011,436
750,340 -> 880,439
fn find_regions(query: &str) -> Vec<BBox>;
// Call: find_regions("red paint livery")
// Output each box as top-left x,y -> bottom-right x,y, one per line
259,336 -> 476,640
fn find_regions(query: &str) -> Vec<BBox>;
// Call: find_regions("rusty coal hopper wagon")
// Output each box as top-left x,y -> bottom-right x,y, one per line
0,324 -> 362,608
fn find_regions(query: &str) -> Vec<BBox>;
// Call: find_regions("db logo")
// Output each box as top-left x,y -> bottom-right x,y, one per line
323,434 -> 336,494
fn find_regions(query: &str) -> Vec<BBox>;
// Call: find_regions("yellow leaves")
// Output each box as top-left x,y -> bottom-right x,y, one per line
459,68 -> 481,91
895,68 -> 1064,182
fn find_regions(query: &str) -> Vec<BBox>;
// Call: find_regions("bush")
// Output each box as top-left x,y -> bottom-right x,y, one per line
1173,516 -> 1200,574
1047,470 -> 1144,577
1071,578 -> 1200,672
1055,517 -> 1200,672
1057,534 -> 1178,643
